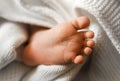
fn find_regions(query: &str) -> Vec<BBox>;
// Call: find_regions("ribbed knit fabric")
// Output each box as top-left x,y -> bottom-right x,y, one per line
74,0 -> 120,54
0,0 -> 119,81
74,0 -> 120,81
0,61 -> 31,81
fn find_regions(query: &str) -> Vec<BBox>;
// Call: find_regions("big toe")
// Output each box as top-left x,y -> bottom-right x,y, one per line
72,16 -> 90,30
53,16 -> 91,39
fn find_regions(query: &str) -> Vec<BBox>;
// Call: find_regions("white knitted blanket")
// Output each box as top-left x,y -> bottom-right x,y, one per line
0,0 -> 119,81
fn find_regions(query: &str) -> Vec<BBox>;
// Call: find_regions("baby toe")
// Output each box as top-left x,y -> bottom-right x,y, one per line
73,55 -> 84,64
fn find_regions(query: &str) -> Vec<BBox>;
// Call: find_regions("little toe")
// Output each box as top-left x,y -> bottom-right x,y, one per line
72,17 -> 90,30
84,40 -> 95,48
84,31 -> 94,38
82,47 -> 92,55
73,55 -> 84,64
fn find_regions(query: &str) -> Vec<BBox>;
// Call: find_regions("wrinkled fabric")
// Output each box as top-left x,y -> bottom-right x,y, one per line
0,0 -> 119,81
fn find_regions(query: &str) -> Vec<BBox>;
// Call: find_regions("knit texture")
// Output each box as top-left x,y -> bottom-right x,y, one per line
74,0 -> 120,81
0,0 -> 119,81
0,20 -> 28,70
0,0 -> 84,81
75,0 -> 120,53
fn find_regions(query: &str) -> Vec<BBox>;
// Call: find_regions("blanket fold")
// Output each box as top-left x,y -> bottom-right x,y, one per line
0,0 -> 119,81
0,0 -> 74,28
0,0 -> 83,81
0,20 -> 28,70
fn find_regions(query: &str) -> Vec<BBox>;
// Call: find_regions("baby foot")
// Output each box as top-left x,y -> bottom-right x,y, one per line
22,17 -> 95,66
